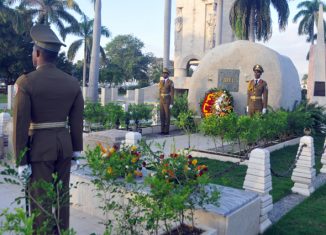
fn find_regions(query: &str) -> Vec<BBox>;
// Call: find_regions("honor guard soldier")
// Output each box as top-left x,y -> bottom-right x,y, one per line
159,68 -> 174,135
247,64 -> 268,116
13,24 -> 84,234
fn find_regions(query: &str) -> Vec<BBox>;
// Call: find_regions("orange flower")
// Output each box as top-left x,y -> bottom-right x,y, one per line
98,142 -> 107,154
167,169 -> 175,178
109,147 -> 116,154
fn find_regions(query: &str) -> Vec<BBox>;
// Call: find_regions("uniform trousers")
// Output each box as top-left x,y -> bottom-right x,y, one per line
160,99 -> 171,133
29,154 -> 71,234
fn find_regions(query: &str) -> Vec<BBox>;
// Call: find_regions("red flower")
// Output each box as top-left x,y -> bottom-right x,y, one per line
159,154 -> 165,159
187,155 -> 192,159
142,161 -> 147,167
170,153 -> 178,158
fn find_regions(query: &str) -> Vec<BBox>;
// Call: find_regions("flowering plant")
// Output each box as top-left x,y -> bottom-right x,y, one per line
86,143 -> 144,182
201,88 -> 233,117
154,153 -> 208,185
135,146 -> 219,234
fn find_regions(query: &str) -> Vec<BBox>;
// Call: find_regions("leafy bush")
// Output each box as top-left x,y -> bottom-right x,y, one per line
199,115 -> 221,151
103,102 -> 125,129
84,102 -> 106,125
127,104 -> 154,128
176,111 -> 196,147
171,92 -> 189,120
292,101 -> 326,134
260,110 -> 288,143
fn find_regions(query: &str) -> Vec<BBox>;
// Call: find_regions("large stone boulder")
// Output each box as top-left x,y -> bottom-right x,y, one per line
187,40 -> 301,114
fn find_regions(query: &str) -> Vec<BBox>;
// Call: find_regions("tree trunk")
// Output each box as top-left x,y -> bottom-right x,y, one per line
82,43 -> 87,87
88,0 -> 101,102
249,8 -> 255,42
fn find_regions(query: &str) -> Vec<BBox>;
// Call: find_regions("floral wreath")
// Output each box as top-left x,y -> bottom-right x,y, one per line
200,88 -> 234,117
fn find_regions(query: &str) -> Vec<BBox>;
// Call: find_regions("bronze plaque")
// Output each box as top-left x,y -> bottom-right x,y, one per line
218,69 -> 240,92
314,82 -> 325,96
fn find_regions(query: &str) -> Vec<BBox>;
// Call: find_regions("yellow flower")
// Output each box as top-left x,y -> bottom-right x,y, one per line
131,157 -> 139,163
109,147 -> 116,154
130,145 -> 137,151
162,169 -> 167,174
192,159 -> 198,166
107,167 -> 113,175
134,170 -> 143,177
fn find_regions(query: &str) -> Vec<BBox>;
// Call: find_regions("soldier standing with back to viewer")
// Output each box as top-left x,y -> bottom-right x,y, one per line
247,64 -> 268,116
159,68 -> 174,135
13,24 -> 84,234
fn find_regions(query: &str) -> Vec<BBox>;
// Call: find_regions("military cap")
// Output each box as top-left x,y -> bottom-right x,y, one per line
30,24 -> 66,52
253,64 -> 264,73
162,68 -> 170,75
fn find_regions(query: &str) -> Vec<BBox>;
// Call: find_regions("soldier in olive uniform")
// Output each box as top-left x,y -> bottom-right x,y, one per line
247,64 -> 268,116
159,68 -> 174,135
13,24 -> 84,233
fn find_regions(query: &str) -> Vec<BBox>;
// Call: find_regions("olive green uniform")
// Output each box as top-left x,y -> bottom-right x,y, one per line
247,79 -> 268,116
13,64 -> 84,232
159,78 -> 174,134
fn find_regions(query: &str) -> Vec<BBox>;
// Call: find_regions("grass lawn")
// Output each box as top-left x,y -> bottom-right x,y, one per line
197,134 -> 325,202
264,183 -> 326,235
0,93 -> 7,103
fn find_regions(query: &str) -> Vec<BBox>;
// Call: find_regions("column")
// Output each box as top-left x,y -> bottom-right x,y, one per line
163,0 -> 172,69
215,0 -> 223,45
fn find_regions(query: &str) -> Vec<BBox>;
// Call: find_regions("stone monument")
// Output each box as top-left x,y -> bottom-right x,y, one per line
307,3 -> 326,104
187,41 -> 301,114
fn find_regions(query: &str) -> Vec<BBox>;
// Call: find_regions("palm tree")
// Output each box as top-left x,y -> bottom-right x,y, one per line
0,0 -> 12,22
7,0 -> 82,38
1,1 -> 35,35
229,0 -> 290,42
293,0 -> 326,45
64,14 -> 110,87
88,0 -> 101,102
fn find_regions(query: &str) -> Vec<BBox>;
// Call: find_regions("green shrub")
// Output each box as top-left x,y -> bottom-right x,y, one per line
292,101 -> 326,134
286,110 -> 311,136
84,102 -> 106,125
171,92 -> 189,120
176,111 -> 196,147
261,110 -> 288,143
103,103 -> 125,129
127,104 -> 154,128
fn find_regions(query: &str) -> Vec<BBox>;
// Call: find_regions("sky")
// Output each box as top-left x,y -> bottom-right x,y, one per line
63,0 -> 326,79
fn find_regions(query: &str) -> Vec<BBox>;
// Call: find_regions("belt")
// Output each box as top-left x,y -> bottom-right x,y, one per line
160,93 -> 171,97
250,96 -> 262,100
29,121 -> 67,130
